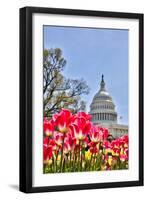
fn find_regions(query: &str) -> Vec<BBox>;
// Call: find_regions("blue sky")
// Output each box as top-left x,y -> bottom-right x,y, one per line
44,26 -> 128,125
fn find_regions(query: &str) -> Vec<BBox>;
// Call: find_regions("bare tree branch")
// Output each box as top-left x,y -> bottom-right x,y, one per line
43,48 -> 90,117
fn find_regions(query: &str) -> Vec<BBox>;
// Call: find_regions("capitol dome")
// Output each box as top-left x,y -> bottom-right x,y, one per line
90,75 -> 117,125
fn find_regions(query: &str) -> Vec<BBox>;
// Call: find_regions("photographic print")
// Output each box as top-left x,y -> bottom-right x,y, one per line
43,26 -> 129,174
19,7 -> 143,193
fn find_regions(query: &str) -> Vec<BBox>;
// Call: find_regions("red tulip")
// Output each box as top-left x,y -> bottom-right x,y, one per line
44,146 -> 52,162
103,140 -> 112,155
111,139 -> 121,148
70,116 -> 92,140
124,148 -> 128,160
74,112 -> 92,121
83,136 -> 90,148
98,127 -> 109,142
89,142 -> 99,154
110,135 -> 129,162
103,140 -> 111,149
53,131 -> 64,147
53,109 -> 73,133
112,147 -> 120,156
89,126 -> 99,143
121,134 -> 129,144
44,118 -> 54,136
63,133 -> 76,154
89,126 -> 109,143
120,154 -> 127,162
43,137 -> 55,163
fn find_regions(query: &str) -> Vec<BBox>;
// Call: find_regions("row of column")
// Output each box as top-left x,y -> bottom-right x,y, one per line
92,113 -> 116,121
91,105 -> 114,110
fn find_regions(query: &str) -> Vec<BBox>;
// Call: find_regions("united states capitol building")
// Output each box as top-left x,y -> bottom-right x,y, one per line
89,75 -> 128,138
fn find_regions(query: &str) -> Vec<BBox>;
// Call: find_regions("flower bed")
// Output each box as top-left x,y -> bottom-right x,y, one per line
43,109 -> 128,173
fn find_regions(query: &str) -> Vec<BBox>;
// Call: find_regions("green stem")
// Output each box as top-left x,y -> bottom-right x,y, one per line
78,141 -> 81,171
60,134 -> 65,172
73,149 -> 77,172
83,148 -> 86,171
52,156 -> 54,172
92,153 -> 96,171
80,141 -> 84,171
89,153 -> 93,171
66,154 -> 69,171
71,151 -> 74,171
56,149 -> 59,172
69,152 -> 72,171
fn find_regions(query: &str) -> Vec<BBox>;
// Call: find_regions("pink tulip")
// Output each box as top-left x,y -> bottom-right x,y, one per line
53,109 -> 73,133
44,118 -> 54,136
43,137 -> 55,162
53,131 -> 64,147
70,116 -> 92,140
63,133 -> 76,154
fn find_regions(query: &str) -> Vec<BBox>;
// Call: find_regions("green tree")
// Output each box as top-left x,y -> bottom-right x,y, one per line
43,48 -> 90,117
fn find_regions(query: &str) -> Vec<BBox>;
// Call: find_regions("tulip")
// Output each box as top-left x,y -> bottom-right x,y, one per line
70,116 -> 92,140
74,111 -> 92,121
44,118 -> 54,136
53,131 -> 63,147
98,127 -> 109,142
53,109 -> 73,134
63,133 -> 76,154
89,126 -> 100,143
43,137 -> 55,164
120,154 -> 127,162
53,109 -> 74,171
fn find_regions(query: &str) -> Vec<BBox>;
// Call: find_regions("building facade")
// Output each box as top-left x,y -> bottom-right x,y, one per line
89,75 -> 128,138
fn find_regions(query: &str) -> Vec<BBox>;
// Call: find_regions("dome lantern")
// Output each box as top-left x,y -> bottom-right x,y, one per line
100,74 -> 106,91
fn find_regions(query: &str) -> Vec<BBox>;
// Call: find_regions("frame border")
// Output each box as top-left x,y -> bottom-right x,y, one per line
19,6 -> 144,193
